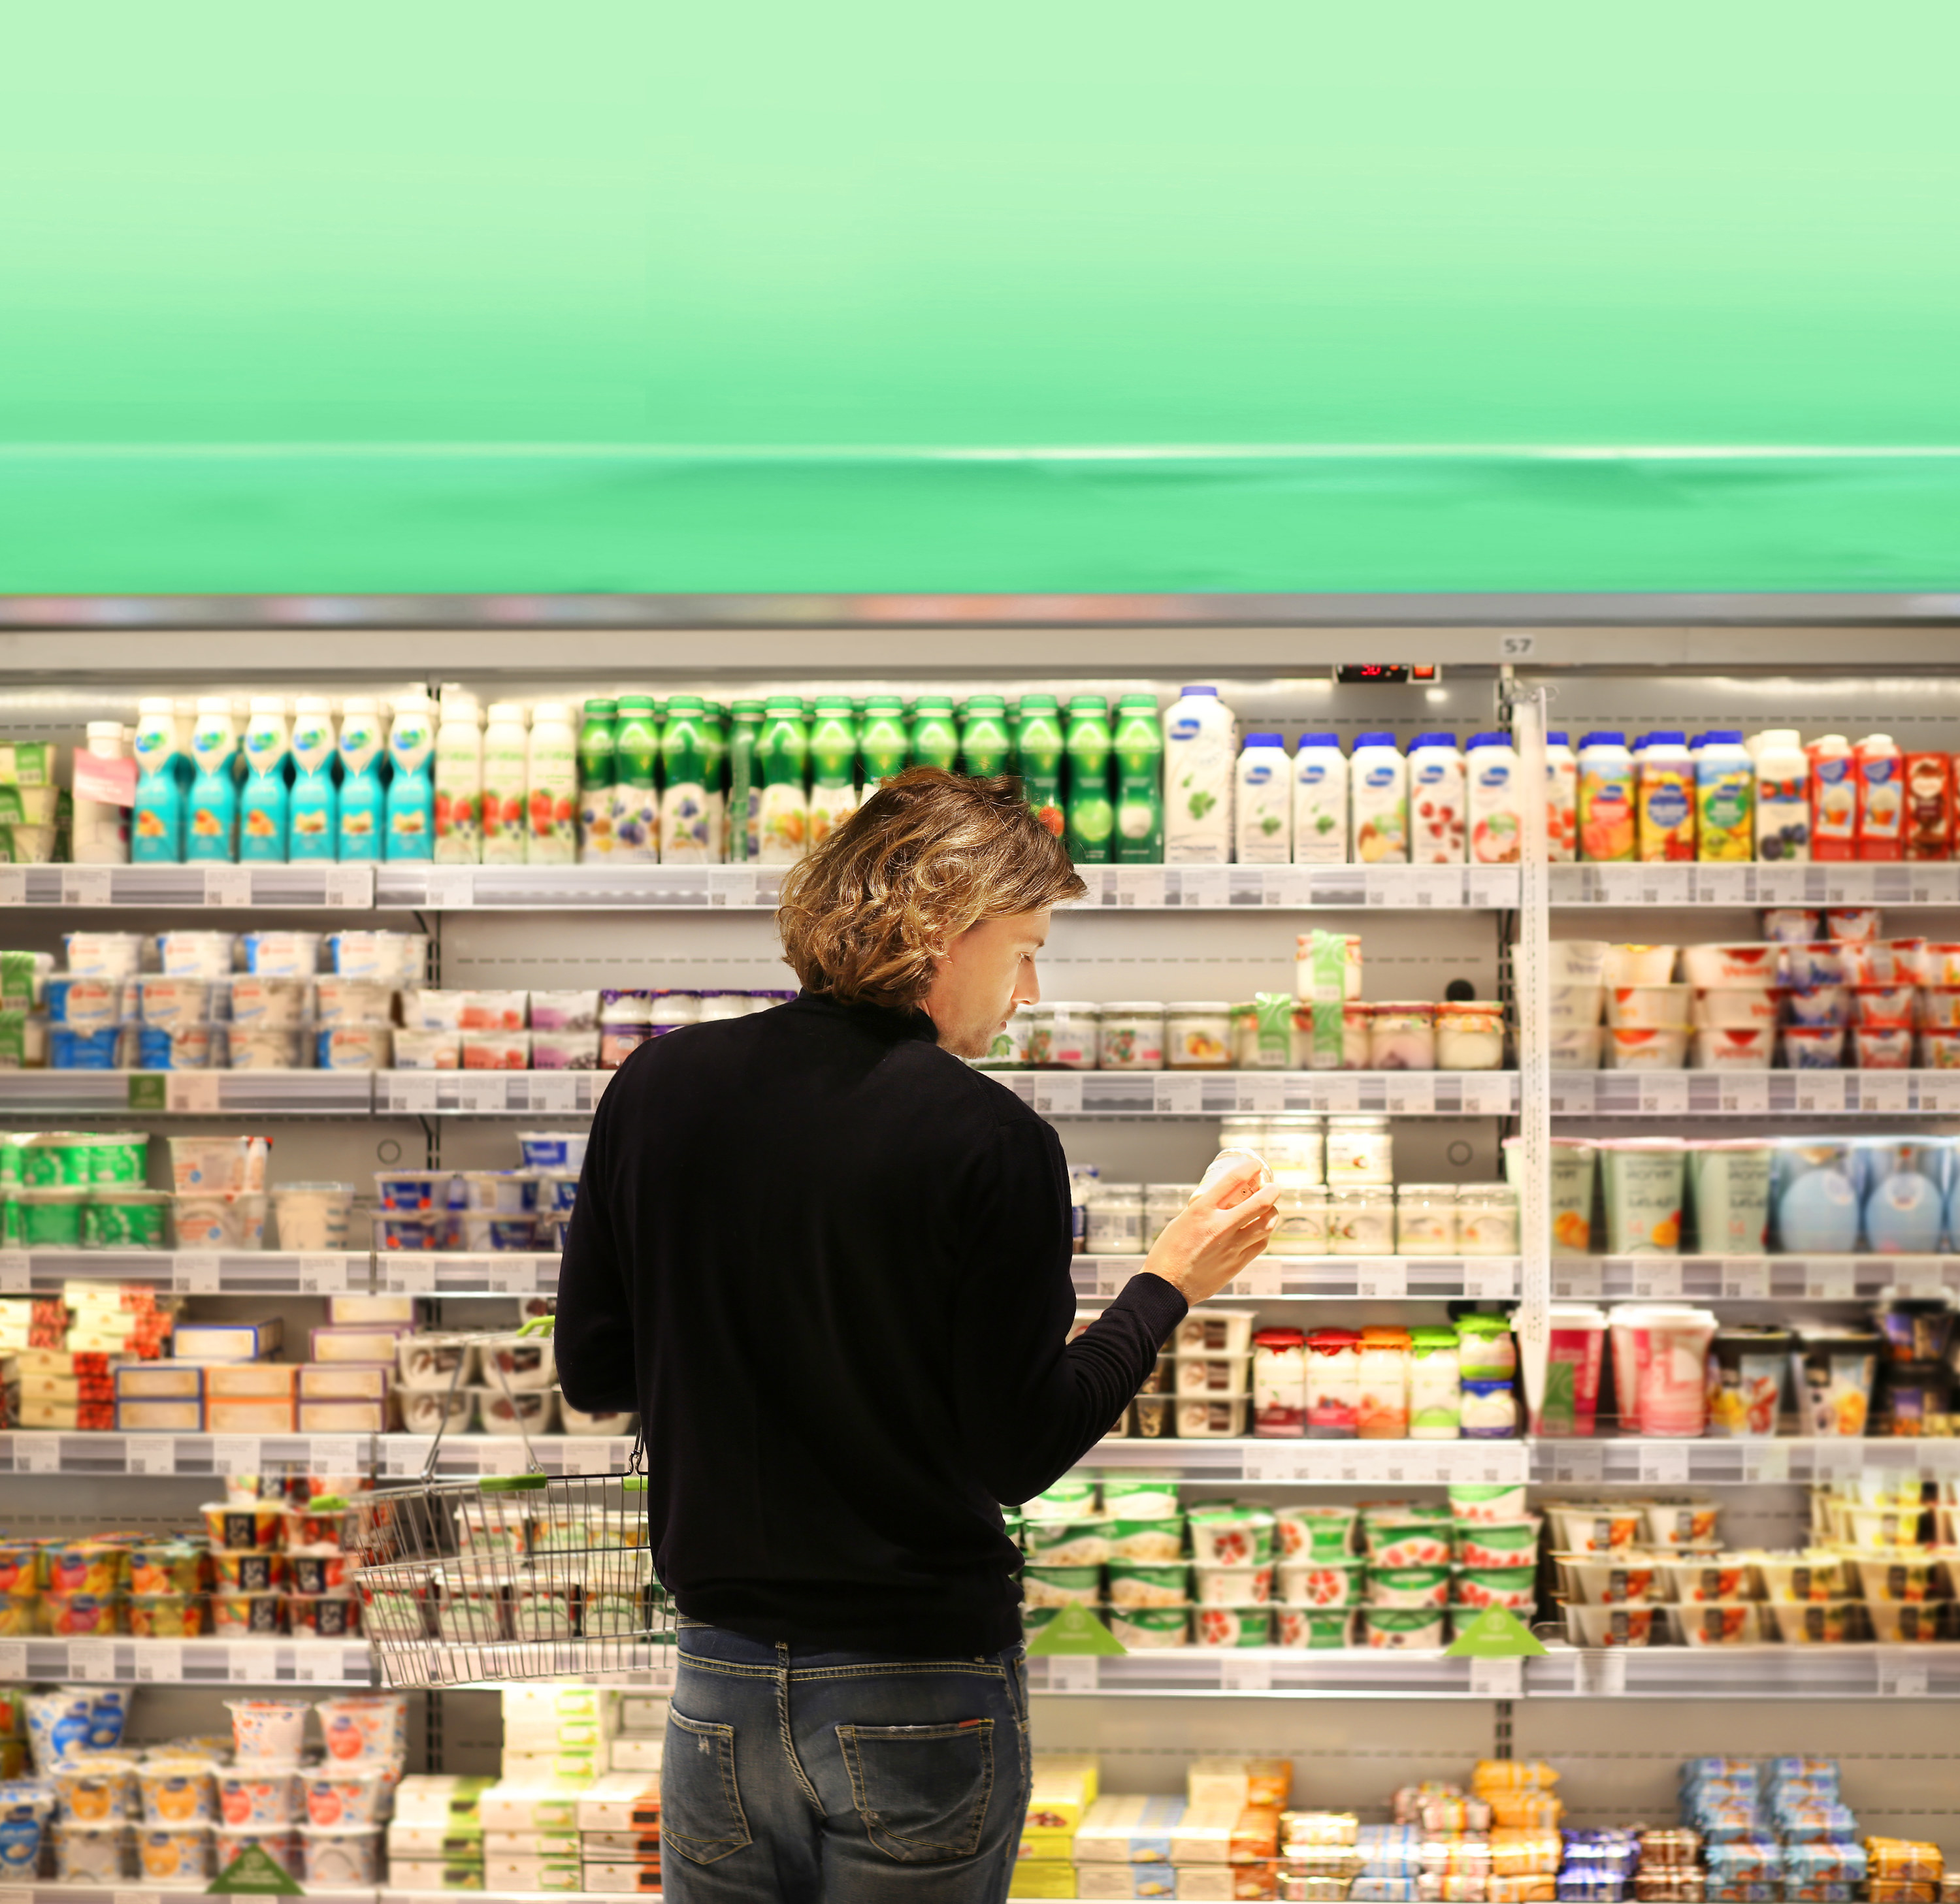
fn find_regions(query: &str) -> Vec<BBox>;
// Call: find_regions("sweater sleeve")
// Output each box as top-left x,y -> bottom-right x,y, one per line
949,1113 -> 1188,1506
553,1084 -> 640,1414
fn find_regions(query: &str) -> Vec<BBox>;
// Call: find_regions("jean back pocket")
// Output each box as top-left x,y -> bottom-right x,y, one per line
836,1718 -> 994,1863
663,1709 -> 753,1867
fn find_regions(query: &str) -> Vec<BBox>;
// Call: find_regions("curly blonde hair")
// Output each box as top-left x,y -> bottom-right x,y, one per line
777,767 -> 1085,1010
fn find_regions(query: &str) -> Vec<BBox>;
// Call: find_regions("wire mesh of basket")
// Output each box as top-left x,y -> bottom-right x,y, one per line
353,1322 -> 674,1687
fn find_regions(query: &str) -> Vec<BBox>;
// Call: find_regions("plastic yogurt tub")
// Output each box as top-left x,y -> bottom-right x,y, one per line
172,1191 -> 267,1250
224,1698 -> 308,1762
1275,1558 -> 1363,1607
1105,1605 -> 1189,1650
301,1825 -> 382,1885
81,1187 -> 171,1250
218,1764 -> 301,1828
518,1131 -> 589,1171
1104,1563 -> 1190,1608
227,1027 -> 312,1070
1192,1605 -> 1273,1647
238,931 -> 321,977
1277,1607 -> 1354,1649
53,1821 -> 130,1882
1022,1566 -> 1101,1608
270,1182 -> 354,1250
137,1823 -> 215,1883
128,1594 -> 207,1638
137,1758 -> 220,1827
392,1029 -> 461,1069
227,975 -> 314,1026
532,1029 -> 600,1069
1363,1607 -> 1446,1650
53,1755 -> 141,1824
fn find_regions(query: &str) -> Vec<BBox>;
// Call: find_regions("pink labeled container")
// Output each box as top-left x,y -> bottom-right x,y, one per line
223,1698 -> 308,1762
1609,1306 -> 1719,1438
217,1763 -> 301,1829
314,1693 -> 407,1766
1535,1305 -> 1607,1438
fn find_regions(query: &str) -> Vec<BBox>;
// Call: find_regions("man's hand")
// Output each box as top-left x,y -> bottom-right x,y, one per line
1143,1158 -> 1281,1306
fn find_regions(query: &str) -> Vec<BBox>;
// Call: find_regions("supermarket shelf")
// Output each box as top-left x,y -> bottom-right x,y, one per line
377,1071 -> 604,1116
8,1248 -> 368,1295
1533,1436 -> 1960,1486
0,1071 -> 376,1116
1004,1072 -> 1517,1117
1073,1257 -> 1521,1301
0,1637 -> 372,1685
372,862 -> 1521,912
1085,1438 -> 1529,1485
1554,1255 -> 1960,1303
1549,863 -> 1960,909
376,1251 -> 563,1295
1526,1643 -> 1960,1700
0,863 -> 376,909
1546,1071 -> 1960,1117
1026,1649 -> 1485,1697
12,1892 -> 380,1904
0,1430 -> 378,1477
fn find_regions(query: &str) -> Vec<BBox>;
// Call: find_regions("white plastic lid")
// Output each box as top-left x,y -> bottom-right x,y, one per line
340,696 -> 378,715
248,696 -> 287,715
195,695 -> 232,713
294,695 -> 333,713
532,702 -> 572,723
1102,1000 -> 1167,1012
486,701 -> 528,724
137,697 -> 174,714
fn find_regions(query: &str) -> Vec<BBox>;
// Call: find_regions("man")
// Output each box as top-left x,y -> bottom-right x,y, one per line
557,767 -> 1279,1904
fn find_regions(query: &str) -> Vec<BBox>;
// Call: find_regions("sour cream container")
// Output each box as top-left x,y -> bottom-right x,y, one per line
1096,1001 -> 1165,1070
1164,1002 -> 1233,1070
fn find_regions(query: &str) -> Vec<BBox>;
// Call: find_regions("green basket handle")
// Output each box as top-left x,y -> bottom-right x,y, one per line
478,1472 -> 551,1494
518,1315 -> 555,1339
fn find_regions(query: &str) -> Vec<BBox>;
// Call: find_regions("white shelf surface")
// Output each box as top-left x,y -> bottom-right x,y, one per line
0,1636 -> 371,1685
1085,1438 -> 1529,1484
1002,1072 -> 1518,1117
1533,1436 -> 1960,1485
0,863 -> 376,909
1073,1257 -> 1520,1302
1547,1071 -> 1960,1116
375,1071 -> 605,1116
7,1249 -> 369,1295
1554,1255 -> 1960,1302
0,1072 -> 376,1116
376,1251 -> 563,1295
1549,862 -> 1960,908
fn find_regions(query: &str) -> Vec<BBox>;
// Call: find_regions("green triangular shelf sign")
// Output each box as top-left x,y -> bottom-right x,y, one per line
1026,1603 -> 1127,1656
207,1841 -> 305,1894
1445,1604 -> 1548,1658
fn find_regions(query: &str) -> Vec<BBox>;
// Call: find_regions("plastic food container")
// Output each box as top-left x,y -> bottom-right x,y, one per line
1365,1517 -> 1453,1569
1865,1602 -> 1946,1643
1661,1603 -> 1761,1647
1652,1555 -> 1754,1603
1642,1502 -> 1720,1551
301,1824 -> 382,1885
1601,946 -> 1679,988
1163,1003 -> 1232,1070
1855,1025 -> 1915,1069
209,1551 -> 288,1592
1548,1024 -> 1605,1071
459,1211 -> 540,1252
1106,1605 -> 1189,1651
1606,985 -> 1692,1029
1367,1003 -> 1436,1071
128,1594 -> 207,1638
1748,1551 -> 1855,1603
1777,984 -> 1850,1027
1192,1564 -> 1273,1606
271,1182 -> 354,1251
53,1754 -> 141,1824
202,1501 -> 285,1551
1175,1352 -> 1250,1397
1603,1026 -> 1691,1070
289,1553 -> 357,1596
1548,982 -> 1605,1030
128,1541 -> 204,1596
1544,1505 -> 1644,1555
172,1190 -> 267,1250
1693,986 -> 1781,1029
1192,1604 -> 1273,1647
137,1758 -> 220,1826
1780,1024 -> 1848,1069
1563,1602 -> 1659,1647
1693,1027 -> 1774,1071
1175,1309 -> 1256,1357
1761,1600 -> 1863,1645
1434,1001 -> 1506,1070
1679,943 -> 1778,987
1548,941 -> 1610,984
1175,1395 -> 1248,1437
1852,1553 -> 1944,1604
1365,1565 -> 1450,1609
227,975 -> 314,1026
1104,1562 -> 1190,1608
1022,1566 -> 1101,1608
314,1693 -> 407,1766
81,1186 -> 171,1250
213,1592 -> 288,1636
1187,1506 -> 1275,1567
1451,1566 -> 1538,1611
472,1386 -> 557,1435
559,1396 -> 636,1436
1275,1558 -> 1363,1607
1277,1607 -> 1354,1649
1273,1504 -> 1358,1560
137,1822 -> 215,1884
480,1332 -> 556,1389
227,1026 -> 312,1070
1362,1607 -> 1446,1650
53,1821 -> 131,1882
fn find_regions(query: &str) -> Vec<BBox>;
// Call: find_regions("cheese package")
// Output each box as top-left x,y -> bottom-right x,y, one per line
583,1831 -> 664,1861
1230,1807 -> 1282,1865
311,1323 -> 414,1363
173,1318 -> 282,1361
483,1830 -> 580,1860
483,1856 -> 581,1890
299,1399 -> 389,1433
1186,1759 -> 1292,1812
476,1781 -> 587,1834
206,1362 -> 299,1398
329,1294 -> 417,1325
115,1398 -> 203,1432
206,1397 -> 296,1434
581,1865 -> 662,1894
1172,1864 -> 1283,1900
392,1775 -> 493,1827
607,1736 -> 662,1773
500,1749 -> 602,1784
1073,1864 -> 1175,1898
14,1374 -> 80,1402
506,1683 -> 615,1726
299,1363 -> 392,1399
116,1364 -> 203,1398
576,1773 -> 661,1834
14,1400 -> 81,1428
1009,1862 -> 1078,1899
1076,1796 -> 1186,1864
389,1822 -> 487,1860
1027,1754 -> 1102,1835
388,1861 -> 488,1891
617,1694 -> 669,1731
1169,1800 -> 1247,1865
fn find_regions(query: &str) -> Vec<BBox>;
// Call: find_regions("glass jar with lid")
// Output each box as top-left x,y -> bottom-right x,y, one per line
975,1005 -> 1033,1071
1262,1115 -> 1324,1183
1456,1182 -> 1521,1255
1047,1002 -> 1102,1070
1326,1116 -> 1393,1186
1165,1002 -> 1233,1070
1408,1327 -> 1463,1440
1231,994 -> 1296,1070
1342,1003 -> 1371,1069
1098,1001 -> 1166,1071
1435,1000 -> 1507,1071
1273,1186 -> 1330,1256
1217,1116 -> 1267,1159
1143,1183 -> 1198,1249
1396,1185 -> 1460,1256
1328,1186 -> 1395,1252
1084,1182 -> 1145,1255
1367,1003 -> 1437,1071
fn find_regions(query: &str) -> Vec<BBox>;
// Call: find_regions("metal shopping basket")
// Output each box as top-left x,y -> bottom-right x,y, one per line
355,1319 -> 675,1687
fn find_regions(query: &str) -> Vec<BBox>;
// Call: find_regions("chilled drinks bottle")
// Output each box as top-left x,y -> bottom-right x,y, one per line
238,698 -> 291,863
659,695 -> 712,863
757,698 -> 811,863
1015,694 -> 1066,837
131,698 -> 186,863
384,694 -> 437,862
1113,693 -> 1164,863
479,702 -> 530,865
807,698 -> 860,848
186,697 -> 240,863
909,696 -> 960,773
728,700 -> 764,862
959,695 -> 1013,777
335,696 -> 386,864
610,696 -> 659,862
287,698 -> 339,862
701,701 -> 728,860
859,697 -> 909,790
577,698 -> 617,863
1064,694 -> 1115,863
433,690 -> 483,863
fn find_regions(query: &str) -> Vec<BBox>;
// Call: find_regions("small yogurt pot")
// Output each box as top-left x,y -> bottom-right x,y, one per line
1775,984 -> 1850,1027
1643,1502 -> 1720,1551
1845,937 -> 1925,986
459,1212 -> 540,1252
1851,1553 -> 1944,1604
316,1023 -> 392,1071
1865,1602 -> 1946,1644
1362,1607 -> 1446,1650
54,1754 -> 141,1824
1022,1566 -> 1101,1609
1748,1550 -> 1855,1603
1664,1603 -> 1761,1647
1104,1562 -> 1191,1609
559,1397 -> 636,1436
1919,987 -> 1960,1031
1274,1607 -> 1354,1649
137,1822 -> 215,1884
314,976 -> 394,1025
226,1026 -> 311,1070
399,1389 -> 473,1437
1450,1566 -> 1539,1612
391,1028 -> 461,1069
1856,1024 -> 1916,1069
479,1332 -> 555,1390
287,1501 -> 357,1553
214,1828 -> 302,1879
1105,1605 -> 1190,1651
128,1540 -> 204,1596
372,1169 -> 454,1214
1546,983 -> 1605,1029
1920,1029 -> 1960,1069
518,1130 -> 589,1171
1273,1504 -> 1359,1560
1175,1395 -> 1248,1437
1363,1518 -> 1453,1569
209,1550 -> 288,1592
1693,986 -> 1781,1029
289,1553 -> 358,1596
1192,1604 -> 1273,1647
1605,985 -> 1692,1029
461,1030 -> 530,1070
218,1761 -> 301,1828
1764,1600 -> 1864,1645
137,1758 -> 220,1826
44,1592 -> 123,1637
456,1170 -> 540,1214
1544,1505 -> 1644,1555
1186,1505 -> 1275,1566
202,1501 -> 285,1551
1547,941 -> 1610,985
52,1822 -> 131,1882
532,1028 -> 600,1069
1603,1026 -> 1690,1071
1192,1564 -> 1273,1606
227,975 -> 314,1027
301,1824 -> 382,1886
1780,941 -> 1848,988
239,931 -> 322,978
1448,1482 -> 1530,1525
1563,1602 -> 1659,1647
271,1182 -> 354,1251
128,1594 -> 207,1639
1678,943 -> 1778,988
1275,1558 -> 1364,1608
1548,1025 -> 1605,1071
212,1592 -> 288,1636
1782,1024 -> 1848,1069
472,1386 -> 557,1435
172,1189 -> 267,1250
1454,1521 -> 1541,1571
1852,982 -> 1919,1028
1693,1027 -> 1774,1071
1653,1555 -> 1754,1604
134,976 -> 215,1027
1364,1565 -> 1450,1609
1599,945 -> 1678,987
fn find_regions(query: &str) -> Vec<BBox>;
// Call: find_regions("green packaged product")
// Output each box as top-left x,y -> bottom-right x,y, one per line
82,1189 -> 171,1250
1022,1565 -> 1102,1608
19,1133 -> 91,1187
85,1135 -> 148,1186
20,1187 -> 86,1247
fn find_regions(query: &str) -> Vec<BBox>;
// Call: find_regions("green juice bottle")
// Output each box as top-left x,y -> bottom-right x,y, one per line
610,695 -> 658,862
909,696 -> 960,773
659,694 -> 712,863
1113,692 -> 1166,863
859,696 -> 909,790
757,697 -> 811,863
808,696 -> 860,849
1064,694 -> 1115,863
577,698 -> 617,863
728,700 -> 764,862
960,694 -> 1013,777
701,700 -> 729,860
1015,693 -> 1066,838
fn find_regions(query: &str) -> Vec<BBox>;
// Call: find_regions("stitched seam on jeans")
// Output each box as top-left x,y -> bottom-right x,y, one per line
777,1641 -> 826,1816
837,1720 -> 995,1860
678,1654 -> 778,1681
786,1660 -> 1007,1684
664,1715 -> 751,1862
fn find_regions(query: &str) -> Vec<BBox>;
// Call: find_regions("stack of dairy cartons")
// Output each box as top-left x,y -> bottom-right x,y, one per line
387,1775 -> 493,1890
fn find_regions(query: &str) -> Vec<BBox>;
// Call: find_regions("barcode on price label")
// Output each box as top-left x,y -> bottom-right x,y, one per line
1032,1076 -> 1083,1116
1385,1077 -> 1436,1115
175,1253 -> 221,1293
70,1639 -> 116,1680
297,1255 -> 349,1292
125,1437 -> 176,1477
1719,1259 -> 1769,1300
134,1643 -> 184,1682
1220,1658 -> 1272,1691
0,1251 -> 25,1294
296,1644 -> 344,1683
1153,1075 -> 1203,1113
1575,1649 -> 1628,1696
212,1437 -> 261,1475
1047,1658 -> 1097,1691
1357,1264 -> 1408,1299
1469,1656 -> 1524,1699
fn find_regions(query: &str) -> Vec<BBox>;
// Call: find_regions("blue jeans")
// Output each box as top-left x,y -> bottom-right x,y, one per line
661,1621 -> 1030,1903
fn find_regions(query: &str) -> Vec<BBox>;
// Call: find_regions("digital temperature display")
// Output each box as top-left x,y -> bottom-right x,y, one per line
1333,664 -> 1439,684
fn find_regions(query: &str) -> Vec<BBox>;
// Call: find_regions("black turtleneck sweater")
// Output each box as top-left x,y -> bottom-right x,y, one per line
555,989 -> 1188,1654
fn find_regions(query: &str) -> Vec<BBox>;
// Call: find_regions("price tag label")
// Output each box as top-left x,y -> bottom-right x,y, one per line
1219,1658 -> 1273,1691
1032,1075 -> 1083,1116
134,1643 -> 184,1683
453,1076 -> 510,1113
1859,1073 -> 1911,1114
310,1436 -> 361,1476
1695,866 -> 1752,906
713,870 -> 759,908
419,867 -> 475,908
0,867 -> 23,906
70,1639 -> 117,1680
1460,1074 -> 1515,1116
1384,1075 -> 1436,1114
1637,1075 -> 1690,1116
1718,1075 -> 1771,1114
1469,1656 -> 1524,1700
1357,1263 -> 1408,1299
385,1072 -> 440,1114
1047,1657 -> 1097,1691
1245,1443 -> 1315,1481
1117,867 -> 1168,908
1236,1075 -> 1286,1112
325,867 -> 373,910
1794,1074 -> 1848,1114
175,1253 -> 222,1293
1631,1260 -> 1684,1300
212,1436 -> 261,1476
483,1259 -> 538,1293
555,1440 -> 615,1476
1233,1262 -> 1282,1297
1179,867 -> 1228,909
297,1255 -> 350,1293
1465,868 -> 1518,910
165,1073 -> 221,1114
1574,1649 -> 1628,1697
1919,1074 -> 1960,1114
0,1251 -> 27,1295
1594,864 -> 1648,907
1094,1263 -> 1131,1299
62,867 -> 114,907
382,1257 -> 437,1293
295,1643 -> 344,1684
1463,1261 -> 1518,1299
1749,1443 -> 1792,1484
1554,1443 -> 1605,1485
125,1436 -> 177,1477
1367,866 -> 1417,909
1153,1074 -> 1203,1113
1640,1444 -> 1691,1484
0,1884 -> 33,1904
203,866 -> 253,908
229,1649 -> 262,1682
114,1889 -> 164,1904
1808,1263 -> 1857,1301
0,1643 -> 23,1682
527,1071 -> 580,1113
1718,1259 -> 1770,1300
1878,1660 -> 1931,1698
1315,1074 -> 1362,1113
16,1435 -> 61,1474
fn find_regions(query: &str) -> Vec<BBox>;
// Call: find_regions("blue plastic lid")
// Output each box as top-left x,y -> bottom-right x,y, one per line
1180,685 -> 1218,698
1580,731 -> 1626,747
1705,729 -> 1744,744
1411,732 -> 1459,749
1299,732 -> 1343,749
1465,732 -> 1507,750
1647,730 -> 1687,745
1243,732 -> 1286,749
1353,732 -> 1398,749
1546,731 -> 1570,746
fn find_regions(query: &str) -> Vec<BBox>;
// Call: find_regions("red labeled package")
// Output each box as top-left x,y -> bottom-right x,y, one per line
1855,734 -> 1907,860
1906,753 -> 1953,859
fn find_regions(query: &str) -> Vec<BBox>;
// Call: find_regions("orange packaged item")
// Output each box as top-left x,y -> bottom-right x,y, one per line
1490,1830 -> 1563,1877
1232,1807 -> 1281,1863
1488,1880 -> 1557,1903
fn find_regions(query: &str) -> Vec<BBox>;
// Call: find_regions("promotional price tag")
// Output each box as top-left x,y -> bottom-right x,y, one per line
175,1254 -> 222,1293
165,1073 -> 221,1114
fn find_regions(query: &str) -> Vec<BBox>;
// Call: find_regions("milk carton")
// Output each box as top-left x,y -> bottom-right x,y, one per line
1808,734 -> 1857,861
1752,729 -> 1810,862
1695,731 -> 1754,862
